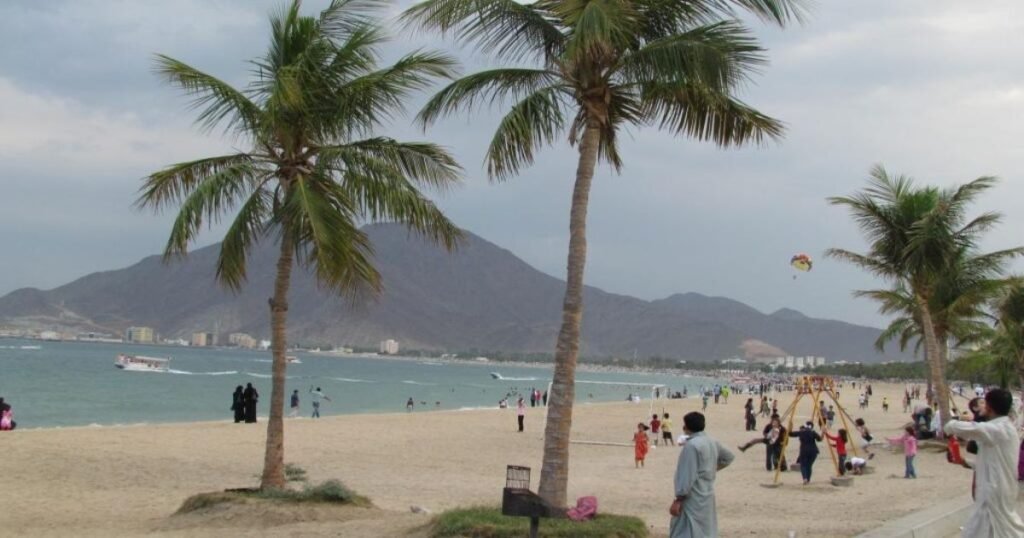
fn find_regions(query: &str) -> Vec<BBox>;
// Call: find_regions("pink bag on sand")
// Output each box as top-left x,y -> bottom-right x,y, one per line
566,496 -> 598,521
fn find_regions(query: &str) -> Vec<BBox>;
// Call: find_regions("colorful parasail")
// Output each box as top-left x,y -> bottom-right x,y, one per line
790,253 -> 813,272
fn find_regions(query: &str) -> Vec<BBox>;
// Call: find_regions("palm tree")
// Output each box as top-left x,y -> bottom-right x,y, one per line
403,0 -> 805,506
828,165 -> 1021,429
139,0 -> 462,489
861,249 -> 1013,370
993,283 -> 1024,387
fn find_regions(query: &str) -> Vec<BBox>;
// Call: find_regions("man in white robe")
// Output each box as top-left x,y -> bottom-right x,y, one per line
669,411 -> 734,538
944,388 -> 1024,538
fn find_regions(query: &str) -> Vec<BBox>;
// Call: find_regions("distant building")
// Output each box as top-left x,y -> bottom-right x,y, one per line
379,339 -> 399,355
126,326 -> 155,344
39,331 -> 61,341
191,332 -> 215,347
785,356 -> 795,369
228,332 -> 257,349
259,340 -> 271,350
815,356 -> 826,366
795,356 -> 806,369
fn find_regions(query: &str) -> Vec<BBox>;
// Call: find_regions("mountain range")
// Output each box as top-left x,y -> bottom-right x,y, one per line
0,224 -> 906,363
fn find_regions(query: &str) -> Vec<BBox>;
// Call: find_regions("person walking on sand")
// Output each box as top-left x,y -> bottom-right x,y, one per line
406,397 -> 414,412
944,388 -> 1024,537
309,386 -> 331,418
231,386 -> 244,423
242,383 -> 259,423
516,397 -> 526,432
634,423 -> 650,468
669,412 -> 734,538
289,389 -> 300,418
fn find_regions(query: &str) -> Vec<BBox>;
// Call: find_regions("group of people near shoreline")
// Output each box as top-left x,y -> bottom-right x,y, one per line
230,384 -> 259,423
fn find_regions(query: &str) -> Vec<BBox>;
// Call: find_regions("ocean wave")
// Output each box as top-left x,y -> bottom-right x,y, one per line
328,377 -> 373,383
252,359 -> 273,363
169,369 -> 239,376
246,373 -> 272,379
401,380 -> 437,386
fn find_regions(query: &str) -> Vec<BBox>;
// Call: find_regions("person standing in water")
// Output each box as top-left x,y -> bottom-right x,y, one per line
231,386 -> 244,423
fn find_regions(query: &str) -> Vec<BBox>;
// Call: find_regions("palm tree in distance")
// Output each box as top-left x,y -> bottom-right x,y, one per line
828,165 -> 1021,430
993,283 -> 1024,387
139,0 -> 462,489
863,251 -> 1012,366
403,0 -> 805,506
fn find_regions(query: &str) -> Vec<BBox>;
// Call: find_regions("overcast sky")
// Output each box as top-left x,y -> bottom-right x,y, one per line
1,0 -> 1022,329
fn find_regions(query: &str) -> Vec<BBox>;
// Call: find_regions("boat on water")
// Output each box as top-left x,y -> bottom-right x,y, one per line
286,355 -> 302,364
115,354 -> 170,372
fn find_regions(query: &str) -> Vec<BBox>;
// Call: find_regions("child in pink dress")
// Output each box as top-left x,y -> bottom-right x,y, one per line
900,426 -> 918,478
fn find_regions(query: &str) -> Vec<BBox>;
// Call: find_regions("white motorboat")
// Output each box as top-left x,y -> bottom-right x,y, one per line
286,355 -> 302,364
115,353 -> 170,372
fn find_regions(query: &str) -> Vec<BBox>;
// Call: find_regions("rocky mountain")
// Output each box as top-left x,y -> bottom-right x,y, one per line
0,224 -> 905,362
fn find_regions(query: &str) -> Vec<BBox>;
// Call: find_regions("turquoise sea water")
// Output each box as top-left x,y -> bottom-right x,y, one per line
0,338 -> 722,428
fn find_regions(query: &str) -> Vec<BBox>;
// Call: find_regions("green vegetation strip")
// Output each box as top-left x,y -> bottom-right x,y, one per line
429,506 -> 648,538
177,480 -> 371,514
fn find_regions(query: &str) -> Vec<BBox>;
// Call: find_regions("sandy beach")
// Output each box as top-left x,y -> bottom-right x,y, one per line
0,381 -> 977,537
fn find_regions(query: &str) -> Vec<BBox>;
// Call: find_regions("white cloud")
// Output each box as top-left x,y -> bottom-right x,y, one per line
0,77 -> 231,178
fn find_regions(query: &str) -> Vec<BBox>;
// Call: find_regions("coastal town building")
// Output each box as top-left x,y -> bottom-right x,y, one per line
191,332 -> 215,347
126,326 -> 154,344
379,339 -> 399,355
228,332 -> 257,349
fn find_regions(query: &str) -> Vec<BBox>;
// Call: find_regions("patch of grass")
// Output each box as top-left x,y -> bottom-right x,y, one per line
429,506 -> 648,538
175,480 -> 371,515
176,492 -> 249,514
284,463 -> 308,482
254,480 -> 372,507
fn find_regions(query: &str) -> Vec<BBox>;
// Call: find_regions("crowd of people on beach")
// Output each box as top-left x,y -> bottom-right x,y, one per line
598,375 -> 1024,537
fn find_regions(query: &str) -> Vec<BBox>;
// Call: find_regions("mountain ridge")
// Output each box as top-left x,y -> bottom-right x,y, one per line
0,224 -> 905,363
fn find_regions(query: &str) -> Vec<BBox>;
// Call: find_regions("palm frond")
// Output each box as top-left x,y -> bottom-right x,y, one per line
640,79 -> 783,147
280,175 -> 381,295
618,22 -> 765,90
163,163 -> 268,258
401,0 -> 565,62
216,189 -> 272,291
319,0 -> 389,43
825,248 -> 898,279
417,68 -> 563,126
137,153 -> 261,211
154,55 -> 263,136
484,86 -> 568,180
329,50 -> 459,137
325,138 -> 463,190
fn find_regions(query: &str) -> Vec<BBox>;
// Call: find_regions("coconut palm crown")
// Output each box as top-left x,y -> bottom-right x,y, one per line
139,0 -> 462,489
403,0 -> 806,506
828,165 -> 1022,431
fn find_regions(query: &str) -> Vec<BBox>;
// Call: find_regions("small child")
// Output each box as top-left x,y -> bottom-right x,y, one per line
825,428 -> 849,475
634,423 -> 650,468
900,425 -> 918,478
650,414 -> 662,446
844,457 -> 867,475
882,397 -> 889,412
947,435 -> 967,467
702,393 -> 709,411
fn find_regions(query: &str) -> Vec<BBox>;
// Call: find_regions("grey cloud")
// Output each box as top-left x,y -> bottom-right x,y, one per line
2,0 -> 1024,330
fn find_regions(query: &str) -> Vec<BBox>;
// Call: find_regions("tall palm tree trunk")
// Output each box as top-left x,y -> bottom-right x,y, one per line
538,122 -> 601,508
260,234 -> 294,490
916,295 -> 951,436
